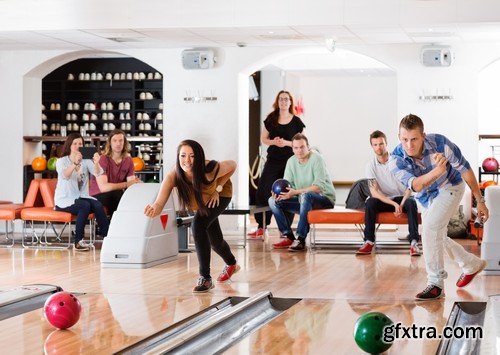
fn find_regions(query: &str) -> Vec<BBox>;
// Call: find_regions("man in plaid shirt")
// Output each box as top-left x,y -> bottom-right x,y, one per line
389,114 -> 489,300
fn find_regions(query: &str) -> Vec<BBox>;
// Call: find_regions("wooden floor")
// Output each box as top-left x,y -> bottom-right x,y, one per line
0,228 -> 498,354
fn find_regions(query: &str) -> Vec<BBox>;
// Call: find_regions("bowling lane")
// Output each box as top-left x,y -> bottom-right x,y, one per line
224,298 -> 458,354
0,292 -> 227,354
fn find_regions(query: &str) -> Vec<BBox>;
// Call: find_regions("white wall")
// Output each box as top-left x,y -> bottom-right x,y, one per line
478,59 -> 500,168
3,42 -> 500,231
284,72 -> 301,100
259,68 -> 284,125
298,73 -> 397,182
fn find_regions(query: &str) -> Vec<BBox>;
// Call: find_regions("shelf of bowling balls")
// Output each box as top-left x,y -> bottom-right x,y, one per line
24,166 -> 161,176
65,89 -> 133,93
64,109 -> 134,112
41,119 -> 65,123
66,79 -> 161,83
65,80 -> 134,88
24,135 -> 162,142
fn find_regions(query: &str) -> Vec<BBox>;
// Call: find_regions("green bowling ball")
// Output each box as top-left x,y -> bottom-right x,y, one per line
354,312 -> 394,354
47,157 -> 58,171
146,177 -> 159,183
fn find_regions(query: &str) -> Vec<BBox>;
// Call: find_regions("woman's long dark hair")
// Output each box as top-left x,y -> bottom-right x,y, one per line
60,133 -> 83,157
266,90 -> 296,128
175,140 -> 219,216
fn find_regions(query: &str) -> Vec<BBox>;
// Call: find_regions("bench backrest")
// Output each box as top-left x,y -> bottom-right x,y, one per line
39,179 -> 58,208
24,179 -> 44,208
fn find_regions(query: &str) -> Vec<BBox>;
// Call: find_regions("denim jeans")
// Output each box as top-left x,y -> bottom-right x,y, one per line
56,198 -> 109,243
268,192 -> 334,240
364,196 -> 419,243
419,182 -> 482,288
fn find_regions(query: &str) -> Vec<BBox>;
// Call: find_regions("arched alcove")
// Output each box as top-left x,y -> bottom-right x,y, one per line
237,47 -> 396,206
23,51 -> 164,196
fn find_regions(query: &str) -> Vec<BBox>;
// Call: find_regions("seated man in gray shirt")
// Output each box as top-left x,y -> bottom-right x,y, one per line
356,130 -> 421,256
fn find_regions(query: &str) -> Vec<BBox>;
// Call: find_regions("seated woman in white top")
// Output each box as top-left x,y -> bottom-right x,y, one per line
54,133 -> 109,251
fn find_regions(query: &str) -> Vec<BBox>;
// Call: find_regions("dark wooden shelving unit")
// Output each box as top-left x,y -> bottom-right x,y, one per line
25,58 -> 164,197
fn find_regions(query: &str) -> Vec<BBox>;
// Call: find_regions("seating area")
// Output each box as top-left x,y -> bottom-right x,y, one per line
0,178 -> 95,249
307,207 -> 422,250
0,179 -> 44,247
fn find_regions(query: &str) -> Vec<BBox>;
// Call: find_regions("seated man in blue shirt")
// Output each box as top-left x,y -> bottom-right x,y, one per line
270,133 -> 336,252
389,114 -> 489,300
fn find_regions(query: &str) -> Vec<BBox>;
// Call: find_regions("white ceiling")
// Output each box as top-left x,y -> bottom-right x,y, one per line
0,23 -> 500,51
0,0 -> 500,51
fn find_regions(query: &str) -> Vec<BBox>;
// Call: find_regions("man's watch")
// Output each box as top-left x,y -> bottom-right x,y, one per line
477,196 -> 486,204
215,185 -> 223,193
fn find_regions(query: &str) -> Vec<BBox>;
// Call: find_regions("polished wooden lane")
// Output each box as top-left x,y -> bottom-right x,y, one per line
226,298 -> 457,354
0,293 -> 227,354
0,231 -> 498,353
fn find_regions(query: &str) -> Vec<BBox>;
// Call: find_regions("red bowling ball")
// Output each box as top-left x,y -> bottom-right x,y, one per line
482,157 -> 499,172
43,291 -> 82,330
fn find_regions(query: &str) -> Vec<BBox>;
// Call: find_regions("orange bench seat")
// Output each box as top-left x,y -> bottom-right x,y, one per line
21,179 -> 96,249
308,208 -> 421,225
0,204 -> 25,220
21,207 -> 75,223
307,207 -> 422,250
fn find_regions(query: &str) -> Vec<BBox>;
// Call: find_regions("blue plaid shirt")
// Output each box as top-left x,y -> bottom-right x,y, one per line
389,134 -> 471,207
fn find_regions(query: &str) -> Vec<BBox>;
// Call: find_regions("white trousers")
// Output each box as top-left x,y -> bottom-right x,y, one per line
420,182 -> 482,288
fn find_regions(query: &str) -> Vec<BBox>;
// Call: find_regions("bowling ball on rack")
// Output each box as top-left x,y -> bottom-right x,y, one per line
480,180 -> 497,189
43,291 -> 82,330
47,157 -> 58,171
482,157 -> 499,172
146,177 -> 159,183
31,156 -> 47,171
354,312 -> 394,354
272,179 -> 291,195
132,157 -> 145,171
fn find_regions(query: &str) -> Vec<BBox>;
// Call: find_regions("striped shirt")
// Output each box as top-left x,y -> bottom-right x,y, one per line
388,133 -> 471,207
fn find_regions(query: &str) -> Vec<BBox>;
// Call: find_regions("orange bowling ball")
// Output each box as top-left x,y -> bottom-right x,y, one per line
480,180 -> 498,189
32,156 -> 47,171
132,157 -> 145,171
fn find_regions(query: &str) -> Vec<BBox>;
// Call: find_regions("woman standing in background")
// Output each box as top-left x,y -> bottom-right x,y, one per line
248,90 -> 305,238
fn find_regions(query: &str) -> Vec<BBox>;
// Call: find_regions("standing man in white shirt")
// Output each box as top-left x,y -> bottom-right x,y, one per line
357,130 -> 421,256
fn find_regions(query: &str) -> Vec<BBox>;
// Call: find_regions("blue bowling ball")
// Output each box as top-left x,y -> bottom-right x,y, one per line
272,179 -> 291,195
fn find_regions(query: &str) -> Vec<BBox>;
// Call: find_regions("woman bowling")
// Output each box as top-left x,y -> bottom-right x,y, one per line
144,140 -> 239,293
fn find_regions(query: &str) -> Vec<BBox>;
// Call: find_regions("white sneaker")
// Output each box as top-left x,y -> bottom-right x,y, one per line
78,240 -> 90,247
74,240 -> 90,251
